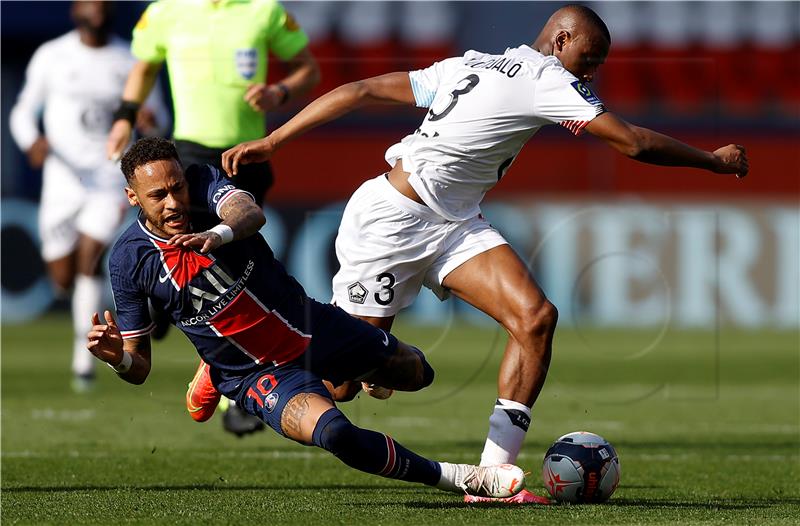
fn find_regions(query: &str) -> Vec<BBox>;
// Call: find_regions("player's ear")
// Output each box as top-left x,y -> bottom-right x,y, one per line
555,30 -> 570,52
125,186 -> 139,207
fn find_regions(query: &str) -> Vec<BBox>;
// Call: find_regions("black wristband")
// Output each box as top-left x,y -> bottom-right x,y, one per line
112,100 -> 141,125
276,83 -> 290,105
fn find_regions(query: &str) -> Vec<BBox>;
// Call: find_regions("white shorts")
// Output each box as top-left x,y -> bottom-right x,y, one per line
39,156 -> 126,261
332,174 -> 508,317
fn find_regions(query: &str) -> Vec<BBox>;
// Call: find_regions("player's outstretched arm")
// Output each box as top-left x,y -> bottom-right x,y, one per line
86,311 -> 152,385
168,193 -> 266,253
222,72 -> 416,176
584,112 -> 749,178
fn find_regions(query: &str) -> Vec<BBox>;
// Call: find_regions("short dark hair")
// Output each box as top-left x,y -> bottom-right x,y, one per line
565,4 -> 611,45
120,137 -> 182,184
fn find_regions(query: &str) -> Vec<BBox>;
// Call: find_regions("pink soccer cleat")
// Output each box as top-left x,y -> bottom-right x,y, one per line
464,488 -> 552,505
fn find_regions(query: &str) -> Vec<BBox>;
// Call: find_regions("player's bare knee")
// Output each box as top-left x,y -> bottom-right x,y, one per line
387,343 -> 434,391
409,346 -> 434,390
48,271 -> 74,294
509,300 -> 558,343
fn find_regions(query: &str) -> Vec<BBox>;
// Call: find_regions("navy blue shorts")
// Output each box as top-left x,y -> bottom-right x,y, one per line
236,300 -> 398,436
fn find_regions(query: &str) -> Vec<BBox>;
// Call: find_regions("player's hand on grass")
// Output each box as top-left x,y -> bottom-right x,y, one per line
168,231 -> 223,254
86,311 -> 124,365
244,83 -> 284,113
221,136 -> 277,177
107,120 -> 133,162
712,144 -> 749,179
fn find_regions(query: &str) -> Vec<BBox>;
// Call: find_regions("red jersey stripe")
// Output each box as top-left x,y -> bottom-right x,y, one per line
209,289 -> 310,365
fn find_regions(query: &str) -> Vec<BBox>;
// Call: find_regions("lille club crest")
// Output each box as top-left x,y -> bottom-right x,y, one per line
235,48 -> 257,80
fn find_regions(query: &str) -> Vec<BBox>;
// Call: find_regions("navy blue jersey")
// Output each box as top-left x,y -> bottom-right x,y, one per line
108,165 -> 311,396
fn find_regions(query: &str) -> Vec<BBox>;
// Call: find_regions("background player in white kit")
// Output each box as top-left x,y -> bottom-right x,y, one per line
222,4 -> 749,503
9,1 -> 168,392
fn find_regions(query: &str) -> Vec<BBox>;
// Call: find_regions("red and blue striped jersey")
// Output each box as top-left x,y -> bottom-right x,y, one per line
108,165 -> 311,396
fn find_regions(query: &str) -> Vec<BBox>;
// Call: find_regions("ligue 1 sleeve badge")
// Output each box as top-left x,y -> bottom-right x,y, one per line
235,48 -> 258,80
570,80 -> 602,106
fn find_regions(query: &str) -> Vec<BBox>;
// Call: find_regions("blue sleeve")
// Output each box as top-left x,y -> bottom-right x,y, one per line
109,250 -> 154,339
188,165 -> 255,218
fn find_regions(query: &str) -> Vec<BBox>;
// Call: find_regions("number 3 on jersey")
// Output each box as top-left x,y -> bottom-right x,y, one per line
428,74 -> 480,122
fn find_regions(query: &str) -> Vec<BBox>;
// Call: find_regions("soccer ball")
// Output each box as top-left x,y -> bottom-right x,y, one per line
541,431 -> 620,503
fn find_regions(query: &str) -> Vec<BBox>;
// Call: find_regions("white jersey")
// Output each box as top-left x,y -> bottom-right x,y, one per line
9,31 -> 167,191
386,45 -> 606,221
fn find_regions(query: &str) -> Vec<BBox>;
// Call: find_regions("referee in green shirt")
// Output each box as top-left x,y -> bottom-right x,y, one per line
106,0 -> 320,437
107,0 -> 320,205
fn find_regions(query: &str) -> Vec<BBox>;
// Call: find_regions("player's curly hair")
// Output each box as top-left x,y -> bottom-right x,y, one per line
120,137 -> 183,184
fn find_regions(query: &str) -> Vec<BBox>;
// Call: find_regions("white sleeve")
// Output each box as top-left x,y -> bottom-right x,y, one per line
9,46 -> 49,151
408,56 -> 463,108
534,68 -> 606,136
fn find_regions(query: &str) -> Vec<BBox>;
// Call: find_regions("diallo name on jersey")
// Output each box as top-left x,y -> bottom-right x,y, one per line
465,56 -> 523,78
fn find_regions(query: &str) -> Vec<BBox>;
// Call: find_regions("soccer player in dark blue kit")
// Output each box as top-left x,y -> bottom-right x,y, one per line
86,137 -> 526,498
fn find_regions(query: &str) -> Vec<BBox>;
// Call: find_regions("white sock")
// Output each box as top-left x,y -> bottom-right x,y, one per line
479,398 -> 531,466
435,462 -> 461,492
72,274 -> 105,377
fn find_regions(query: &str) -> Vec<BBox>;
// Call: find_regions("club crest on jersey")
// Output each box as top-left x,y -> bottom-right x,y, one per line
570,80 -> 602,106
235,48 -> 257,80
347,282 -> 368,304
265,392 -> 279,413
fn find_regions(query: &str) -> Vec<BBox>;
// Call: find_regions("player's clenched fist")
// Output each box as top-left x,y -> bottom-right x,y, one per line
712,144 -> 749,179
86,311 -> 124,365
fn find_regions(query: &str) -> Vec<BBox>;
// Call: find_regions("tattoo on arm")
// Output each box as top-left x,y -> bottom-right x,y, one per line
218,192 -> 265,240
280,393 -> 312,437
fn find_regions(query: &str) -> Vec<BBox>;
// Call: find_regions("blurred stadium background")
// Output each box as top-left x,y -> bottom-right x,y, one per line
2,2 -> 798,523
2,1 -> 798,329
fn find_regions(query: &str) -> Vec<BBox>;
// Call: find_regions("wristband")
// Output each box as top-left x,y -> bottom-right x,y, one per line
108,351 -> 133,374
276,83 -> 290,105
210,224 -> 234,244
112,100 -> 140,126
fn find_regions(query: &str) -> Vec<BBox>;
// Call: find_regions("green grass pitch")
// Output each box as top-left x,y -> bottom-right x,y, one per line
2,314 -> 799,525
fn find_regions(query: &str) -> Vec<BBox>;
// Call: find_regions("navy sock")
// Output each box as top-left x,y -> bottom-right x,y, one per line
312,408 -> 441,486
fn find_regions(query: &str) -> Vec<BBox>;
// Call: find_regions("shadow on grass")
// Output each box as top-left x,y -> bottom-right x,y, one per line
401,497 -> 800,511
2,483 -> 415,493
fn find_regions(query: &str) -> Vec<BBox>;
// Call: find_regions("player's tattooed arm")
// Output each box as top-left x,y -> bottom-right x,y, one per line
169,192 -> 265,252
216,192 -> 266,240
86,311 -> 152,385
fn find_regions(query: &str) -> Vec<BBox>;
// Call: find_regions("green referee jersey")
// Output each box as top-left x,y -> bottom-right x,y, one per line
132,0 -> 309,148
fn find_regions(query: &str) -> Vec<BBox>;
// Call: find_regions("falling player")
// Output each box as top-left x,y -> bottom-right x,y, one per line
86,137 -> 526,499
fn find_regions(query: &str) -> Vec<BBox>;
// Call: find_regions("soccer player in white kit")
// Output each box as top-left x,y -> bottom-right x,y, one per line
222,5 -> 749,503
9,2 -> 168,392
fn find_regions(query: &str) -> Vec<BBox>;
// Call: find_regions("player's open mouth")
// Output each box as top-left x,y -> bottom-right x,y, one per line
164,213 -> 187,229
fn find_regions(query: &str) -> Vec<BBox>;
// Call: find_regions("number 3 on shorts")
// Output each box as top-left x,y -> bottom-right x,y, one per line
374,272 -> 396,306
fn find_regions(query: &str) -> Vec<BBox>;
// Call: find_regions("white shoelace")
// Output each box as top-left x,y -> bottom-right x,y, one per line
458,465 -> 497,496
